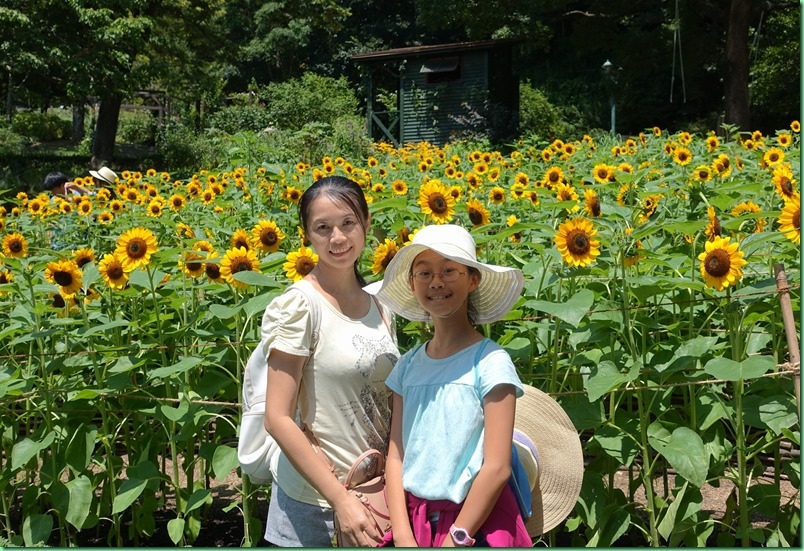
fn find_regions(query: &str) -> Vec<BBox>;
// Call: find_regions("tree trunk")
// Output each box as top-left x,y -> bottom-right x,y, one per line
71,102 -> 85,143
92,95 -> 123,165
5,68 -> 12,124
723,0 -> 752,130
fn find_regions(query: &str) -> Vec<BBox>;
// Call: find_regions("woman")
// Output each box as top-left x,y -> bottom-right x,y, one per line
262,176 -> 399,547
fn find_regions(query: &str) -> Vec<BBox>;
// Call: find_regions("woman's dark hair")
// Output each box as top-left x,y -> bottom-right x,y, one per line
43,172 -> 69,191
298,176 -> 370,286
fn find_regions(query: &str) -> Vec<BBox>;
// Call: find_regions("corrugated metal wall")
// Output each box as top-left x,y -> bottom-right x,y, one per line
400,51 -> 489,145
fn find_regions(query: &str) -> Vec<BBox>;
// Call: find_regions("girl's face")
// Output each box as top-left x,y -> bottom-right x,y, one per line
409,249 -> 479,321
306,195 -> 369,272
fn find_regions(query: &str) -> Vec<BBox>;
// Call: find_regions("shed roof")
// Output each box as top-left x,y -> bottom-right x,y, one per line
351,38 -> 520,63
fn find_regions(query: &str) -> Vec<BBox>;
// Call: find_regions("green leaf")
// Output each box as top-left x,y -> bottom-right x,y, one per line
232,270 -> 276,287
23,513 -> 53,546
65,475 -> 93,529
147,356 -> 204,380
525,288 -> 595,328
168,517 -> 185,544
703,355 -> 775,381
648,427 -> 707,487
212,444 -> 239,481
653,336 -> 720,374
244,291 -> 275,319
81,319 -> 129,337
184,488 -> 212,514
209,303 -> 238,319
113,477 -> 148,515
592,419 -> 639,466
12,432 -> 56,470
65,425 -> 96,473
584,360 -> 640,402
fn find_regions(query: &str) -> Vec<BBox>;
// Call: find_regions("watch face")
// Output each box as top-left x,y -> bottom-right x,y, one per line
453,529 -> 468,543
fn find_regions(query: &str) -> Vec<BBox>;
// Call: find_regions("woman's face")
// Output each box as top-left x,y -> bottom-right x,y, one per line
305,195 -> 368,272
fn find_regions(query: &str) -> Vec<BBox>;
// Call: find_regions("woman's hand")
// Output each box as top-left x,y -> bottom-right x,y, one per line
332,492 -> 384,547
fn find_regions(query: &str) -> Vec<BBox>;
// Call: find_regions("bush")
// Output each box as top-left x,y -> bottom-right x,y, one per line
519,82 -> 581,141
205,104 -> 275,135
155,121 -> 216,173
11,111 -> 71,142
259,73 -> 360,131
0,123 -> 25,155
117,110 -> 158,144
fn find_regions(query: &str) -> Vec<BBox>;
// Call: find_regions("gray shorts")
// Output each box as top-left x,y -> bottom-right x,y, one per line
264,483 -> 335,547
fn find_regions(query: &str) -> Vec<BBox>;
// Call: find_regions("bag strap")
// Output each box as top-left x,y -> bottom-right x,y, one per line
288,279 -> 322,358
471,338 -> 491,398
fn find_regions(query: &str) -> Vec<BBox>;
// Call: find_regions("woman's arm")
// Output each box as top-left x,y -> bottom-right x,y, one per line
264,349 -> 385,546
386,392 -> 418,547
441,384 -> 517,547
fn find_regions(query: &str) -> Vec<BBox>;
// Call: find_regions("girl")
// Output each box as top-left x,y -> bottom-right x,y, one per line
369,224 -> 532,547
262,176 -> 400,547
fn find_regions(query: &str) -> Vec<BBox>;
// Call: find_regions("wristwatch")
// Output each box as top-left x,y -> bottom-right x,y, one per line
449,525 -> 476,547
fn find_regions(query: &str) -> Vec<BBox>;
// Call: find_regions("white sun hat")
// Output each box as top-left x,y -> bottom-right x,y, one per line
89,166 -> 118,185
513,385 -> 585,536
367,224 -> 524,324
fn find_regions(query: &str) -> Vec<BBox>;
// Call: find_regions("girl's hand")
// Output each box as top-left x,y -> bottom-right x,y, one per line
332,492 -> 384,547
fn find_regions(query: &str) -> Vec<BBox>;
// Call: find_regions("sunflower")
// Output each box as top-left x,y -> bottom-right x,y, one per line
791,120 -> 801,133
123,187 -> 141,203
697,236 -> 747,291
524,190 -> 540,206
73,248 -> 95,268
45,259 -> 83,297
186,181 -> 202,197
177,222 -> 196,239
488,186 -> 506,205
777,133 -> 793,148
392,180 -> 408,195
465,172 -> 481,190
98,254 -> 129,290
204,257 -> 224,284
220,246 -> 260,289
506,215 -> 522,243
543,166 -> 564,188
487,166 -> 501,182
146,199 -> 163,218
180,250 -> 206,278
230,228 -> 251,251
706,135 -> 720,152
284,186 -> 302,203
713,154 -> 732,178
77,199 -> 93,216
673,146 -> 693,166
583,188 -> 602,217
169,194 -> 186,211
27,197 -> 46,217
417,179 -> 455,224
730,201 -> 765,234
114,227 -> 158,271
0,269 -> 12,289
692,165 -> 713,182
284,245 -> 319,282
554,217 -> 601,268
778,193 -> 801,245
371,238 -> 399,275
466,198 -> 491,228
637,194 -> 663,224
109,199 -> 125,213
2,232 -> 28,258
763,147 -> 785,167
251,220 -> 285,253
97,211 -> 114,224
555,183 -> 580,213
592,164 -> 612,184
772,164 -> 796,202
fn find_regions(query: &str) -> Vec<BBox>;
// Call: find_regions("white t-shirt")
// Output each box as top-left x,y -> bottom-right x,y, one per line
385,339 -> 523,503
263,286 -> 399,507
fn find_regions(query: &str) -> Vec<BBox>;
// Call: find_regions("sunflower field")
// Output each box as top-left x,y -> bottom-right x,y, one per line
0,122 -> 800,547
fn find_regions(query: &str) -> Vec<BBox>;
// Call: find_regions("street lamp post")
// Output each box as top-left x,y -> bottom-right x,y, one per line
602,59 -> 617,135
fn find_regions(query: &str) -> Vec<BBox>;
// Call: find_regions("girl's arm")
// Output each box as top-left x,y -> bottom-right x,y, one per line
386,392 -> 418,547
264,349 -> 385,546
441,384 -> 517,547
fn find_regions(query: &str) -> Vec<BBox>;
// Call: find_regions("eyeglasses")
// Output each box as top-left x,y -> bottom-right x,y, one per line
410,268 -> 468,283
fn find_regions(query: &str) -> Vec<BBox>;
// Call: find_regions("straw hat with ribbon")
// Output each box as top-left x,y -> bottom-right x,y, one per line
513,385 -> 585,536
89,166 -> 118,185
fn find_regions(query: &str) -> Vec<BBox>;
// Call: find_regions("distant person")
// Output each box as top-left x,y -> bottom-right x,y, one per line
89,166 -> 118,189
42,172 -> 91,196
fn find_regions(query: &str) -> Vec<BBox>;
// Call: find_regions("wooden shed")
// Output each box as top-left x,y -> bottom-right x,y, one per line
352,39 -> 521,146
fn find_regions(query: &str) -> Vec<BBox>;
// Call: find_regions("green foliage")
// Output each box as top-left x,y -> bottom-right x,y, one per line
10,111 -> 71,142
518,82 -> 581,141
116,110 -> 157,145
258,73 -> 360,131
0,123 -> 26,154
205,105 -> 274,135
155,122 -> 215,174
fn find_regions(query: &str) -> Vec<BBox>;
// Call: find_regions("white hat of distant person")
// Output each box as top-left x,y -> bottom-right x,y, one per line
367,224 -> 524,324
89,166 -> 118,185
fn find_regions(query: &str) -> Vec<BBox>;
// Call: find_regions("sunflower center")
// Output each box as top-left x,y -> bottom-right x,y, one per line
260,230 -> 278,246
567,230 -> 590,255
9,241 -> 22,253
0,272 -> 9,284
429,195 -> 448,214
704,249 -> 731,277
233,260 -> 252,273
76,257 -> 91,268
235,240 -> 249,249
107,264 -> 124,279
590,199 -> 601,217
127,239 -> 146,259
468,209 -> 484,225
296,258 -> 316,276
381,251 -> 396,270
52,294 -> 66,308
